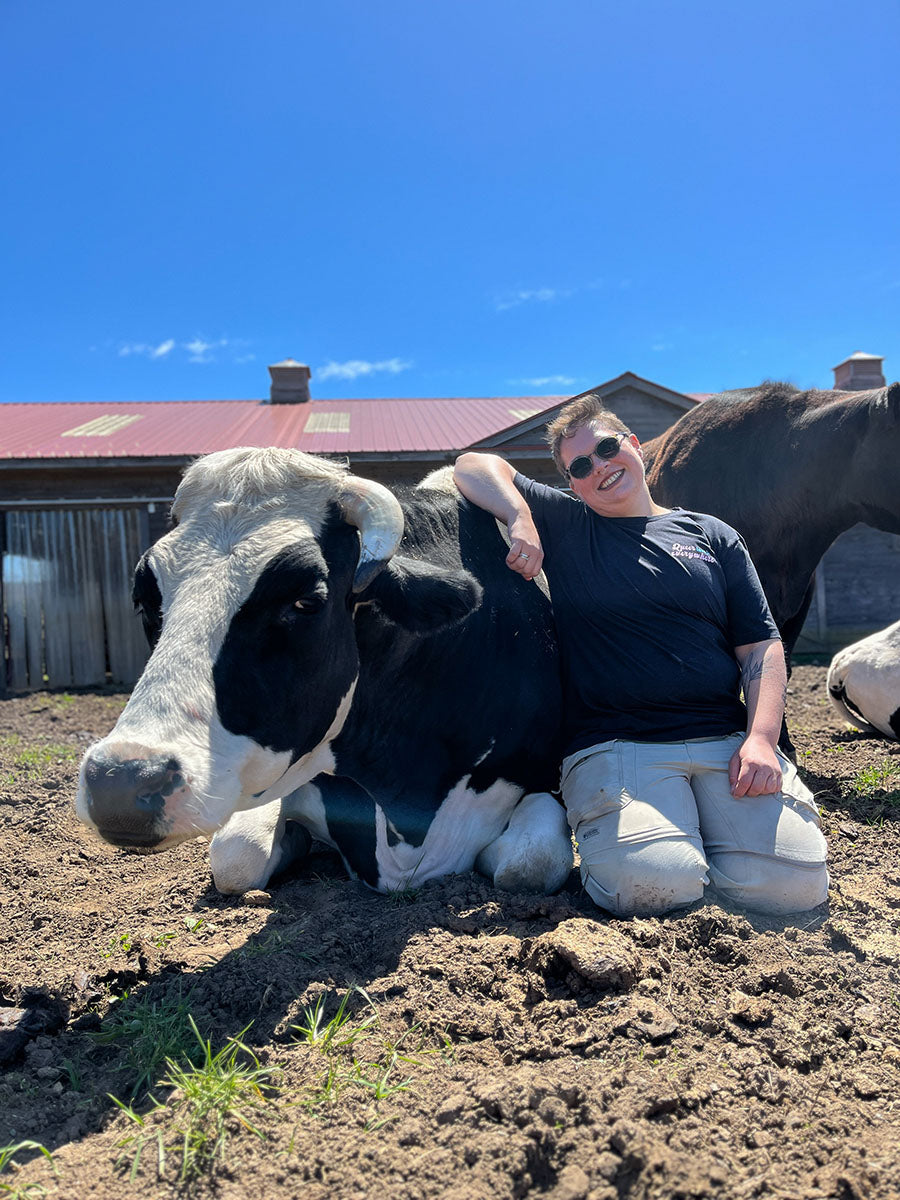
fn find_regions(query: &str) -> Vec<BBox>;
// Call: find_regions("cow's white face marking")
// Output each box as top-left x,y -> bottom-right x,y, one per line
77,449 -> 364,844
235,681 -> 356,810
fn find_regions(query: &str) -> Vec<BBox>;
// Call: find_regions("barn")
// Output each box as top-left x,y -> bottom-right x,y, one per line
0,356 -> 896,692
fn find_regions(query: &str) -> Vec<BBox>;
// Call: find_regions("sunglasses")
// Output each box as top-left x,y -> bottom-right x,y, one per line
565,433 -> 629,480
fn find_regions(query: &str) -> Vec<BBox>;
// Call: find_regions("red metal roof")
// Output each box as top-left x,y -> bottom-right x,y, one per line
0,397 -> 567,460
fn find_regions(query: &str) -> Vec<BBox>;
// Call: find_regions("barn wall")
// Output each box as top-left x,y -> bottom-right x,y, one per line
796,525 -> 900,653
0,462 -> 185,503
2,505 -> 151,692
599,386 -> 688,442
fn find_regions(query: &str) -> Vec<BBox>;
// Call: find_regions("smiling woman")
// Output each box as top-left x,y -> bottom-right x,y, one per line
453,391 -> 829,920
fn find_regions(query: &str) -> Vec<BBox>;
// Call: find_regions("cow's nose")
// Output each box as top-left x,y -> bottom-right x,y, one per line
82,750 -> 183,846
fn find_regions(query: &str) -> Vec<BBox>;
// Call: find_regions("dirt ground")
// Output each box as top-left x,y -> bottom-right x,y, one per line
1,665 -> 899,1200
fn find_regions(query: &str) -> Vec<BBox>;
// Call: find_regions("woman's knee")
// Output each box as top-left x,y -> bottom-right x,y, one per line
580,838 -> 708,917
709,852 -> 829,915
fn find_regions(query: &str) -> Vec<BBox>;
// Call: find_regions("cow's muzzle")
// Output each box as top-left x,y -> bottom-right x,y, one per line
81,747 -> 185,848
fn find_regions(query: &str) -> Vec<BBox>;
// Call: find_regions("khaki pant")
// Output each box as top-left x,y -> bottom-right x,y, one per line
561,733 -> 829,917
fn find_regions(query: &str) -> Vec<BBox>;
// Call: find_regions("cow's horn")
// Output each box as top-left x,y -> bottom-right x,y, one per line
338,477 -> 405,593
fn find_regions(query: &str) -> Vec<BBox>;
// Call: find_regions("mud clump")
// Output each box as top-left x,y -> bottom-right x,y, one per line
526,919 -> 642,991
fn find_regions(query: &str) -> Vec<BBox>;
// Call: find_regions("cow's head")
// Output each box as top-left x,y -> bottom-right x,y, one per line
76,448 -> 481,851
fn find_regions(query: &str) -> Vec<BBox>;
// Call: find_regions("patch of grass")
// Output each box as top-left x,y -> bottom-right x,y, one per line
112,1018 -> 280,1184
61,1057 -> 83,1093
345,1052 -> 414,1101
293,992 -> 442,1122
183,916 -> 205,934
11,743 -> 78,774
38,693 -> 77,711
0,1141 -> 55,1199
94,986 -> 197,1099
237,929 -> 316,961
100,931 -> 136,959
299,1061 -> 344,1115
385,885 -> 422,906
291,988 -> 376,1052
852,760 -> 900,802
0,740 -> 79,786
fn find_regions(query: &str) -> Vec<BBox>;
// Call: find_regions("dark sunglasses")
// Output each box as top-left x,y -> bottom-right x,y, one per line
565,433 -> 628,480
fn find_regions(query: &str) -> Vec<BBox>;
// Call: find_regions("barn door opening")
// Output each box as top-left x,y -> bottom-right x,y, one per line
1,507 -> 151,692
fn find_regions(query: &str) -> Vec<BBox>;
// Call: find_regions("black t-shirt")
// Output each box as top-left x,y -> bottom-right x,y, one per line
514,475 -> 781,756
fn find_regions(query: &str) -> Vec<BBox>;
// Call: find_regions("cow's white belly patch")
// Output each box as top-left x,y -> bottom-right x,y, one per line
372,775 -> 522,892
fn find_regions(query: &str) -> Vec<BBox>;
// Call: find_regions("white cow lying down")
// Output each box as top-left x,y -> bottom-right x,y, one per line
827,620 -> 900,740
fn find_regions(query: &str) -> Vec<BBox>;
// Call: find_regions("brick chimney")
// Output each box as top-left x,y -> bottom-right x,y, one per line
268,359 -> 311,404
832,352 -> 885,391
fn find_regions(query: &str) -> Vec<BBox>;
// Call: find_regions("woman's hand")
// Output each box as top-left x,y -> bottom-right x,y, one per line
505,513 -> 544,580
728,733 -> 783,797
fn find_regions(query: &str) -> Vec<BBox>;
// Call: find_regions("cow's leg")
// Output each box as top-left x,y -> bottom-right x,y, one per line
475,792 -> 573,894
209,798 -> 312,895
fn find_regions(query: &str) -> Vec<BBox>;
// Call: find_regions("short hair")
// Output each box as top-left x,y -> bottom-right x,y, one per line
545,393 -> 632,478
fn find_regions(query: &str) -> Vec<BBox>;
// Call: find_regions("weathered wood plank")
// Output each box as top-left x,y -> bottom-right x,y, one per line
42,512 -> 72,687
4,514 -> 30,691
100,509 -> 148,685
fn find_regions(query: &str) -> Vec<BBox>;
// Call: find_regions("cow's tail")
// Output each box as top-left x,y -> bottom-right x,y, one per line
827,670 -> 877,735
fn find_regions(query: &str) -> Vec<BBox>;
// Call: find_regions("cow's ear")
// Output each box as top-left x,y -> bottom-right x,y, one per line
356,555 -> 483,633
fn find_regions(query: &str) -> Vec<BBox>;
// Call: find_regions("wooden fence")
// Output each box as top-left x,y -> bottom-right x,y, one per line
1,506 -> 151,692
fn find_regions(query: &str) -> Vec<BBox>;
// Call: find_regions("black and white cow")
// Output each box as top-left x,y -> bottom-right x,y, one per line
827,620 -> 900,740
76,448 -> 573,895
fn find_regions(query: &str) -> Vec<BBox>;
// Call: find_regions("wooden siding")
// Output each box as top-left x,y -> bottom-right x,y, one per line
598,385 -> 689,442
797,525 -> 900,653
2,507 -> 150,691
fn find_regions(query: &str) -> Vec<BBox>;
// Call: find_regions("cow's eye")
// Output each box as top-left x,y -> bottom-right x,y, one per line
291,596 -> 325,615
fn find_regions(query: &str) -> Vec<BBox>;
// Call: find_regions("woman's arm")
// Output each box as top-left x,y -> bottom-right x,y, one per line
729,637 -> 788,796
453,453 -> 545,580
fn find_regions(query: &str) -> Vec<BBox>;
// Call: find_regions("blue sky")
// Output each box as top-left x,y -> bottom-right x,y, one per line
2,0 -> 898,404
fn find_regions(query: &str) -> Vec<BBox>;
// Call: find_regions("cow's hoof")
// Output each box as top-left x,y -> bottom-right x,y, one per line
209,804 -> 313,895
491,852 -> 573,895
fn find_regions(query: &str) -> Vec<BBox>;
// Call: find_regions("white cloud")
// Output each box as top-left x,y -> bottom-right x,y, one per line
494,287 -> 569,313
651,342 -> 673,353
184,337 -> 230,363
518,375 -> 577,388
118,340 -> 175,357
117,336 -> 240,362
316,357 -> 413,381
118,339 -> 175,359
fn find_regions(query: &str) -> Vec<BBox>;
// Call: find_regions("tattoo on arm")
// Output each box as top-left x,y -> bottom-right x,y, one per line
740,650 -> 765,697
739,646 -> 786,708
